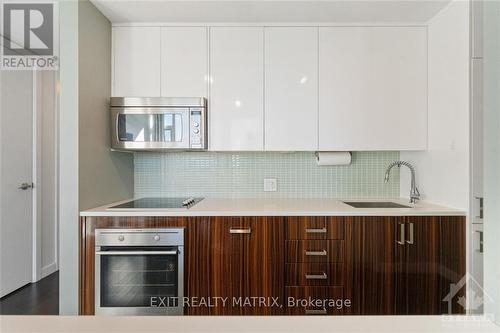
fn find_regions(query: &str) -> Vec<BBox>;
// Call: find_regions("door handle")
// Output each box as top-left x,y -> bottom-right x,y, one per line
476,230 -> 483,253
305,250 -> 327,256
396,223 -> 405,245
305,227 -> 327,234
305,308 -> 327,315
406,223 -> 414,245
18,182 -> 34,190
305,272 -> 328,280
229,228 -> 251,234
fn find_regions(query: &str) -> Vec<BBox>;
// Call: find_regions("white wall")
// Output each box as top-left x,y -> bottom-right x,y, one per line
78,0 -> 133,211
58,0 -> 79,315
482,0 -> 500,324
400,0 -> 470,211
58,0 -> 134,315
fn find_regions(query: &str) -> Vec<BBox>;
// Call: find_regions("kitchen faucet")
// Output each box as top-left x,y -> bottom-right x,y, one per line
384,160 -> 420,204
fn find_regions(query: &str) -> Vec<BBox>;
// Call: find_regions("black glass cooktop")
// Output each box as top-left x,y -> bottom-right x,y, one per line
108,197 -> 204,209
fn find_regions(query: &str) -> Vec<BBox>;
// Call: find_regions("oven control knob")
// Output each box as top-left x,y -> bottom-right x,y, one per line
118,235 -> 125,242
193,129 -> 200,134
193,122 -> 199,127
154,235 -> 160,241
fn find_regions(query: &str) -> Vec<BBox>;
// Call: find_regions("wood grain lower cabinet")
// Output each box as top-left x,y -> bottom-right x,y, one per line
207,216 -> 285,315
402,216 -> 465,315
344,216 -> 466,315
80,215 -> 465,316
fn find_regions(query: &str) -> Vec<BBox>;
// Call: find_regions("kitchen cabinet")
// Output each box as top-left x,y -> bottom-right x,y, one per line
209,28 -> 264,151
208,216 -> 285,315
80,215 -> 465,316
402,216 -> 465,315
160,27 -> 208,97
264,27 -> 318,151
318,27 -> 427,151
344,216 -> 465,315
343,216 -> 398,315
112,27 -> 161,97
285,217 -> 345,315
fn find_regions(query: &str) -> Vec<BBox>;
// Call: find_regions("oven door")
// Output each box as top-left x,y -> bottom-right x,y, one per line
95,246 -> 184,315
111,108 -> 190,151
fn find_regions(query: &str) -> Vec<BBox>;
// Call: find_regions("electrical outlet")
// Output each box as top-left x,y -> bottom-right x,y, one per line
263,178 -> 278,192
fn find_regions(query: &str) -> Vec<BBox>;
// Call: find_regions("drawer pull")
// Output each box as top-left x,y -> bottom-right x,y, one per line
229,228 -> 251,234
305,227 -> 327,234
305,308 -> 327,315
305,250 -> 327,256
305,272 -> 328,280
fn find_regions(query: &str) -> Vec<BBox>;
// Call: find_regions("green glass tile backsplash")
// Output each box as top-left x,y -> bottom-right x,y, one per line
134,151 -> 400,198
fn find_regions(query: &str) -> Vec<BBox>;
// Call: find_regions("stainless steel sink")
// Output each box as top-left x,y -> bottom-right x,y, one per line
343,201 -> 411,208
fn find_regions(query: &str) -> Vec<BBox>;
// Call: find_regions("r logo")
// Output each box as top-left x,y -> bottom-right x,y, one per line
2,3 -> 53,56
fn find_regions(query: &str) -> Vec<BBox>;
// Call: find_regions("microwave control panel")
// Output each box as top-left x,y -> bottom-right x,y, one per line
190,108 -> 204,149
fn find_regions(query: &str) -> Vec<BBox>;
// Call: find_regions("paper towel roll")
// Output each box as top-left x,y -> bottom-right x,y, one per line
316,152 -> 352,166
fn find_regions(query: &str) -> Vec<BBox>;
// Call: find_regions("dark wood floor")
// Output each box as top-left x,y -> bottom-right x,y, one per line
0,271 -> 59,315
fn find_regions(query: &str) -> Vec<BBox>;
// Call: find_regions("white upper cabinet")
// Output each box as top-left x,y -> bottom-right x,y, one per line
319,27 -> 427,151
112,27 -> 161,97
265,27 -> 318,151
161,27 -> 208,97
209,27 -> 264,151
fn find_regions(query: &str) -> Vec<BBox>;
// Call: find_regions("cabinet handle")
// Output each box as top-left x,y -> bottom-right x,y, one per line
396,223 -> 405,245
406,223 -> 414,245
476,230 -> 484,253
305,227 -> 327,234
305,250 -> 327,256
305,308 -> 327,315
229,228 -> 251,234
305,272 -> 328,280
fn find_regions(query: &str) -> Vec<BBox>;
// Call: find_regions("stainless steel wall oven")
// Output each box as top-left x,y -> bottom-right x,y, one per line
95,228 -> 184,315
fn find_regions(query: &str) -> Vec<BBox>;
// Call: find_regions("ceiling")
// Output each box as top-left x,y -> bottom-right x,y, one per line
91,0 -> 452,24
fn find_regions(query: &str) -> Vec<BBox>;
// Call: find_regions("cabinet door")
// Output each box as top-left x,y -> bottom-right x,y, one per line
209,216 -> 284,315
344,216 -> 398,315
265,27 -> 318,151
209,28 -> 264,151
161,27 -> 208,97
319,27 -> 427,151
404,216 -> 466,315
112,27 -> 161,96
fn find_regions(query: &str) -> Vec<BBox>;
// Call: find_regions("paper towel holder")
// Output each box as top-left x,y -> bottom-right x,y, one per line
315,152 -> 352,166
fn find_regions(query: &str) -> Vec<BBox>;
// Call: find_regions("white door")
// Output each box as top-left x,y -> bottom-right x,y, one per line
209,27 -> 264,151
161,27 -> 208,98
264,27 -> 318,151
0,70 -> 34,297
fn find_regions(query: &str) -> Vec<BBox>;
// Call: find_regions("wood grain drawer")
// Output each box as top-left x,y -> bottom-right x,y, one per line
286,240 -> 344,263
286,286 -> 345,315
286,217 -> 344,240
286,263 -> 344,286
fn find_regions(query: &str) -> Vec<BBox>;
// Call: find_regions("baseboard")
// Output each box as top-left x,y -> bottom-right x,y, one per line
41,262 -> 58,279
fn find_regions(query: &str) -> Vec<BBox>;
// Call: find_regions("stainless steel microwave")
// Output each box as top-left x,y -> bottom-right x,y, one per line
110,97 -> 207,151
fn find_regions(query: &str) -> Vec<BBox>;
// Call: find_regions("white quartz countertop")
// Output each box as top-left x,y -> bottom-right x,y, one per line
80,198 -> 465,217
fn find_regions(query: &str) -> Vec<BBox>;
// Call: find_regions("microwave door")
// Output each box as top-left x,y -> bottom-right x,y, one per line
112,108 -> 190,150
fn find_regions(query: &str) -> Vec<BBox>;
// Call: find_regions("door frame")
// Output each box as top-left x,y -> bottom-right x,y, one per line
32,70 -> 59,282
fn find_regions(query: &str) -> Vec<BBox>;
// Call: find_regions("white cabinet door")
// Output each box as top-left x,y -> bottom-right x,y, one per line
209,27 -> 264,151
265,27 -> 318,151
161,27 -> 208,97
319,27 -> 427,151
112,27 -> 161,97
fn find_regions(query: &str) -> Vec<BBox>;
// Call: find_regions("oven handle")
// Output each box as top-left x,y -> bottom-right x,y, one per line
95,250 -> 178,255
